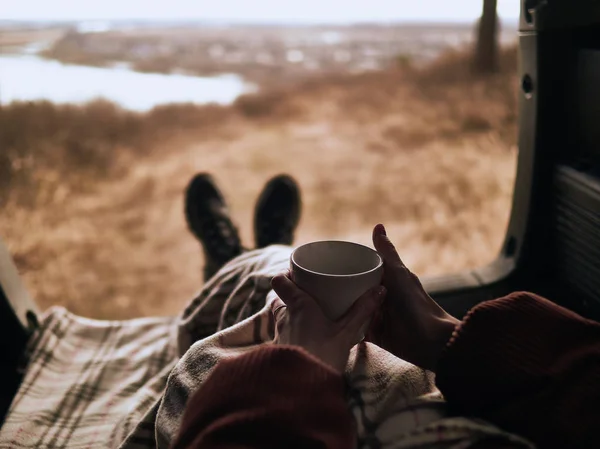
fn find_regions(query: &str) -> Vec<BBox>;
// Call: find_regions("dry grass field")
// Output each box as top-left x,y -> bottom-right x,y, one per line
0,47 -> 519,319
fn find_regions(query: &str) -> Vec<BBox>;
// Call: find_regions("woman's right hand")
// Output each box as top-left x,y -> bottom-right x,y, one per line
367,224 -> 460,371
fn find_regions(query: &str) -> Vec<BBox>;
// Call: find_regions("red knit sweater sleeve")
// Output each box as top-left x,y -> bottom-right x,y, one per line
436,291 -> 600,449
171,345 -> 355,449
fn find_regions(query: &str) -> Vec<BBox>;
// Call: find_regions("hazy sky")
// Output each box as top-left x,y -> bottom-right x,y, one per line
4,0 -> 522,22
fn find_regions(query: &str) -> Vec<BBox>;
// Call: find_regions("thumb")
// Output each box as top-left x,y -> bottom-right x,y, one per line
372,224 -> 403,265
339,285 -> 386,334
271,273 -> 307,308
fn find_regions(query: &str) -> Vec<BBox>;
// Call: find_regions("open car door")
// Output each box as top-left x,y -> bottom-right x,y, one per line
425,0 -> 600,324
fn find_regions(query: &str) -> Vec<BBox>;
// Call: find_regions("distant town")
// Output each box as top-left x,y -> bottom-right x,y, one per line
1,20 -> 518,87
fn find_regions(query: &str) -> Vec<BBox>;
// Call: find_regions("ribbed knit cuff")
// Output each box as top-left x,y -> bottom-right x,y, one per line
201,345 -> 345,403
174,345 -> 351,449
436,291 -> 596,414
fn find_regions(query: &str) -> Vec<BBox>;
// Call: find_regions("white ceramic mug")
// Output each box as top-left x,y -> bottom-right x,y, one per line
290,240 -> 384,321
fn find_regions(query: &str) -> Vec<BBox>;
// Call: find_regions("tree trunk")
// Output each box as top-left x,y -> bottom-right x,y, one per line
474,0 -> 500,74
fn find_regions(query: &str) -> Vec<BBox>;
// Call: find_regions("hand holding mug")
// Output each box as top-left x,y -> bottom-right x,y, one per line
367,224 -> 460,371
271,273 -> 386,373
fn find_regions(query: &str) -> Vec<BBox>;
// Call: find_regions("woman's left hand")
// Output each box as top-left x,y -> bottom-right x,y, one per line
271,272 -> 386,373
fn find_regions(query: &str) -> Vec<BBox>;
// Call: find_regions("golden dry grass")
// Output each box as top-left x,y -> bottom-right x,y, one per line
0,48 -> 519,319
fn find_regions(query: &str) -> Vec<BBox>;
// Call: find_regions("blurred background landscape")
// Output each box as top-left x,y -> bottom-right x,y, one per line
1,0 -> 521,319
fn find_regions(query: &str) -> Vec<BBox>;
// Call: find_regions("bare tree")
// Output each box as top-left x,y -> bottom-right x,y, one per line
474,0 -> 500,73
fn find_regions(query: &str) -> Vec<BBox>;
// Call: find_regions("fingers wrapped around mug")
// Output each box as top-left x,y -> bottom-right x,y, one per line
271,272 -> 385,372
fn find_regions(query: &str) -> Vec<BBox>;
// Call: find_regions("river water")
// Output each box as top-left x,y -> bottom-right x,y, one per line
0,54 -> 253,111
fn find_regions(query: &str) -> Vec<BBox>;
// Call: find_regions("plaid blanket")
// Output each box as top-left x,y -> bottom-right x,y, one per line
0,309 -> 178,448
1,246 -> 534,449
